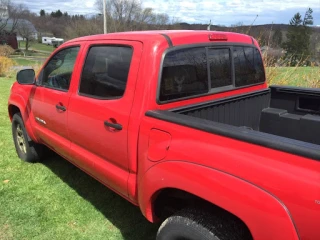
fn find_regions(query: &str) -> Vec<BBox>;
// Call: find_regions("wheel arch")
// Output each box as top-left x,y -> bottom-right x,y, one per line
8,94 -> 37,141
138,160 -> 300,240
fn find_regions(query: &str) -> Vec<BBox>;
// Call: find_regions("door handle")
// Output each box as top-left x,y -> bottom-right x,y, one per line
56,104 -> 66,111
104,120 -> 122,131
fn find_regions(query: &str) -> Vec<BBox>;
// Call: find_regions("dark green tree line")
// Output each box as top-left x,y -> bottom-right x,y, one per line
282,8 -> 313,65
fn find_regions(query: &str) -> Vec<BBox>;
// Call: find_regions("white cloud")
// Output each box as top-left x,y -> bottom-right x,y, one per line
12,0 -> 320,25
85,0 -> 95,8
142,0 -> 320,25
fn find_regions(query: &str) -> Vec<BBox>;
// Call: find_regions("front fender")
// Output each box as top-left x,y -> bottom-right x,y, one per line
8,93 -> 37,142
138,161 -> 299,240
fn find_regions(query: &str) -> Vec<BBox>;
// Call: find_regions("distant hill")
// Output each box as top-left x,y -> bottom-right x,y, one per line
177,23 -> 320,48
178,23 -> 320,33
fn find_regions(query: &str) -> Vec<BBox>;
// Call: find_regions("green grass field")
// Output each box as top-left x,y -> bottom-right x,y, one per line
11,58 -> 41,66
19,41 -> 55,53
266,66 -> 320,87
0,78 -> 158,239
0,66 -> 319,239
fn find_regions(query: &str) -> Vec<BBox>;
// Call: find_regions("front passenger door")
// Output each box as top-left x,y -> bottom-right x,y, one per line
31,46 -> 80,156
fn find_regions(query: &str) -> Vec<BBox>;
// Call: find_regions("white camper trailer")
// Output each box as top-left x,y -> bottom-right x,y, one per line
42,37 -> 53,45
42,37 -> 64,47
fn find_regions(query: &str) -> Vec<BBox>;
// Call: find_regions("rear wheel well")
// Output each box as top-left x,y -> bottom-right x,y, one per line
8,105 -> 21,120
153,188 -> 252,238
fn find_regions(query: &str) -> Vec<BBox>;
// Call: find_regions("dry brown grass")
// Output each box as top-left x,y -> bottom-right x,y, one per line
0,45 -> 15,57
262,50 -> 320,88
0,56 -> 16,77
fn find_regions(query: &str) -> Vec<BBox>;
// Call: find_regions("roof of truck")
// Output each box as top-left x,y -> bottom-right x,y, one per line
66,30 -> 255,47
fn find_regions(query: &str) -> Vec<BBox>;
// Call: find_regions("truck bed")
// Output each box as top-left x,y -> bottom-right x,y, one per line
147,86 -> 320,160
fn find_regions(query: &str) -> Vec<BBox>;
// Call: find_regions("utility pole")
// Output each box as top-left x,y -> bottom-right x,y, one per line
103,0 -> 107,33
207,20 -> 211,31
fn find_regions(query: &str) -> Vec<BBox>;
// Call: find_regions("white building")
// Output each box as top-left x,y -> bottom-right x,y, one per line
0,5 -> 9,19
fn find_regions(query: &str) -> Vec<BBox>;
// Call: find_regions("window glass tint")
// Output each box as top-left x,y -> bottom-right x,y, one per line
160,48 -> 209,101
233,47 -> 265,87
40,47 -> 79,90
79,46 -> 133,98
208,48 -> 232,88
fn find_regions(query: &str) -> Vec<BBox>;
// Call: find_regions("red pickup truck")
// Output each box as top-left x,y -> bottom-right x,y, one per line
8,30 -> 320,240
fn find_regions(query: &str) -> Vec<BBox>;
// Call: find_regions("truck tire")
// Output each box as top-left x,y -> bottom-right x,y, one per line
156,208 -> 252,240
12,113 -> 43,163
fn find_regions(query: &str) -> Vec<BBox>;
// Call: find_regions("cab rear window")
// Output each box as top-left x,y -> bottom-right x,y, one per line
159,45 -> 265,102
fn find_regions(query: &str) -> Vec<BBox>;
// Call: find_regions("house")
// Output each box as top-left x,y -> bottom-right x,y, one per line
15,19 -> 38,41
0,5 -> 9,19
0,4 -> 38,45
0,31 -> 18,49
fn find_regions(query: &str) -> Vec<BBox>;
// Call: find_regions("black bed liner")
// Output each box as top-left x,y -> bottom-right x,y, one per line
146,86 -> 320,161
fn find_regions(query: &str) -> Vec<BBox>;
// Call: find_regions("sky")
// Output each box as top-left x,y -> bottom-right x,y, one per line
14,0 -> 320,26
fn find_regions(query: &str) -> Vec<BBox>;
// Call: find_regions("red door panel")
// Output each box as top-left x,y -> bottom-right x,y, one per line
30,45 -> 82,156
31,87 -> 71,156
67,40 -> 143,196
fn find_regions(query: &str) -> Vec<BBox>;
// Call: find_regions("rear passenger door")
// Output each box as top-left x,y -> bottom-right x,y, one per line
67,41 -> 142,196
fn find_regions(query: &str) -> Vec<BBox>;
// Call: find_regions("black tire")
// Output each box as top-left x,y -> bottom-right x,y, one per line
12,113 -> 43,163
156,208 -> 252,240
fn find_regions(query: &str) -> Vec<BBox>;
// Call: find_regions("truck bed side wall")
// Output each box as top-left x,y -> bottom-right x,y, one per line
175,89 -> 270,130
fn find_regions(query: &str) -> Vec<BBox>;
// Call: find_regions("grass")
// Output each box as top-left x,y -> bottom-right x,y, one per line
11,58 -> 41,66
266,66 -> 320,87
18,41 -> 55,53
0,77 -> 158,239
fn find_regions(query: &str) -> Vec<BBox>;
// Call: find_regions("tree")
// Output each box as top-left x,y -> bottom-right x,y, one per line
40,9 -> 45,17
65,17 -> 102,39
272,28 -> 282,48
51,10 -> 63,18
16,19 -> 36,51
94,0 -> 174,32
282,8 -> 313,65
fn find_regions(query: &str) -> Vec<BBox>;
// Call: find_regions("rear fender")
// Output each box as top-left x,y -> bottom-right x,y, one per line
138,161 -> 299,240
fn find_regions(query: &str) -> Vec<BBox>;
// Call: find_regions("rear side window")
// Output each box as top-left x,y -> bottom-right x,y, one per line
160,48 -> 209,102
79,46 -> 133,98
233,47 -> 265,87
159,45 -> 265,103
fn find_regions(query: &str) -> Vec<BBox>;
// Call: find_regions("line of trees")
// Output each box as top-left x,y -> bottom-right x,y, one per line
64,0 -> 179,39
282,8 -> 314,65
1,0 -> 319,63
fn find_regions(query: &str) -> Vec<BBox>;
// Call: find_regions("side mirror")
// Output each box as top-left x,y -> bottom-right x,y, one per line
17,69 -> 35,85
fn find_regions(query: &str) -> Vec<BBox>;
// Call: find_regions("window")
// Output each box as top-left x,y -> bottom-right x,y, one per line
233,47 -> 265,87
39,47 -> 80,91
208,48 -> 232,88
159,45 -> 266,103
79,46 -> 133,98
160,48 -> 209,101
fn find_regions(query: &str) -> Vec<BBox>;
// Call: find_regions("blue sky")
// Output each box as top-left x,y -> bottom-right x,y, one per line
15,0 -> 320,26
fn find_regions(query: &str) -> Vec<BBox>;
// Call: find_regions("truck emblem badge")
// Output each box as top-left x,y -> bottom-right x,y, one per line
35,117 -> 46,125
315,200 -> 320,205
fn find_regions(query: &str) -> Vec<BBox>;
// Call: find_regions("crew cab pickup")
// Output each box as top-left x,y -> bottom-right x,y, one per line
8,30 -> 320,240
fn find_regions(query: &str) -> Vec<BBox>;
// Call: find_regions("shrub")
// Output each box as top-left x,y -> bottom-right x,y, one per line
0,56 -> 16,77
0,45 -> 15,57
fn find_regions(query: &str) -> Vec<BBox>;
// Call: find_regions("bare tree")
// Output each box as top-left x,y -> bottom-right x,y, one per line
94,0 -> 174,32
16,19 -> 36,50
6,2 -> 30,32
64,17 -> 103,39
